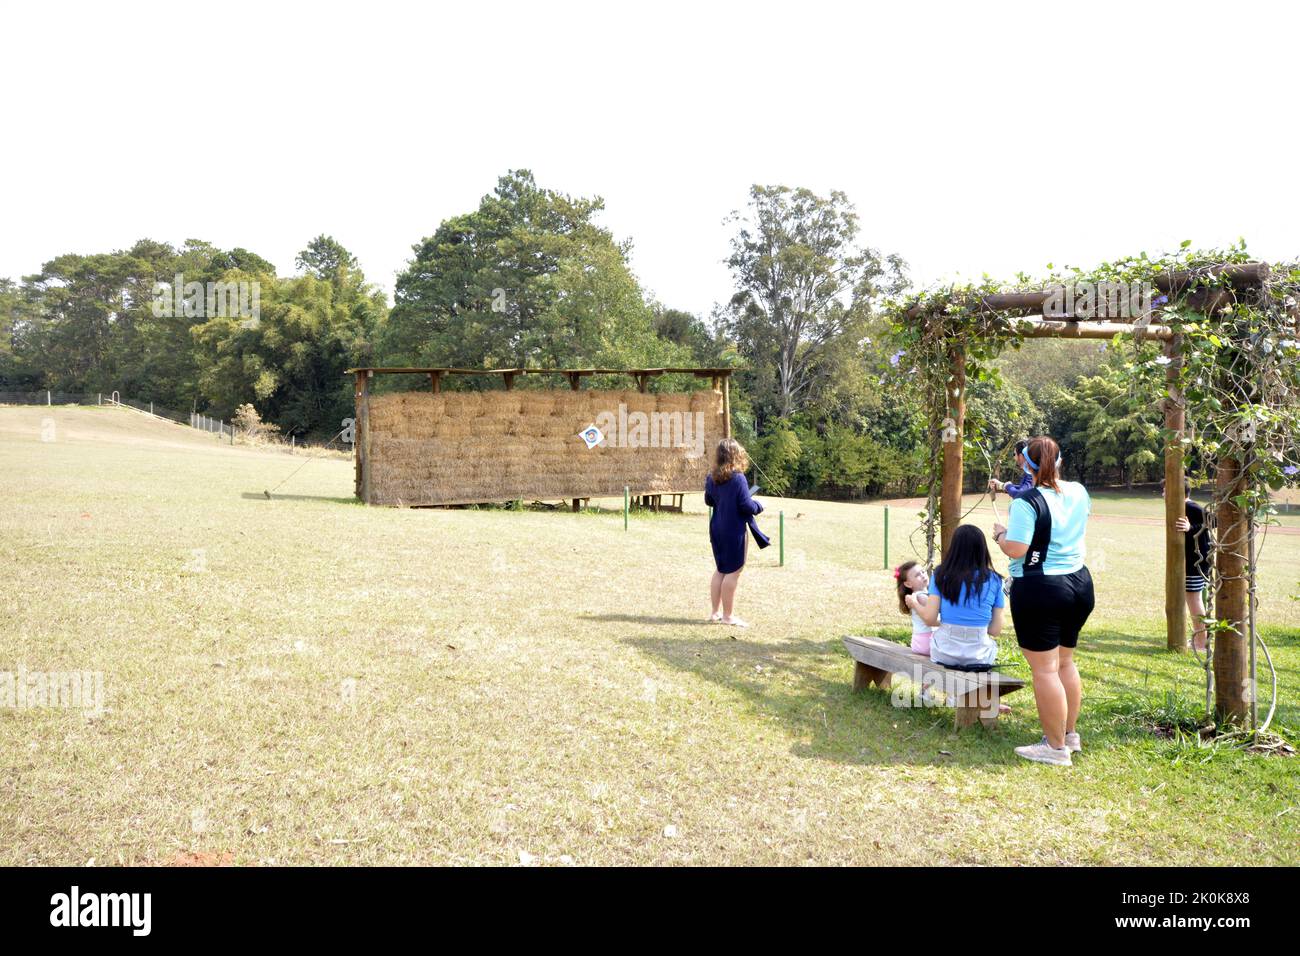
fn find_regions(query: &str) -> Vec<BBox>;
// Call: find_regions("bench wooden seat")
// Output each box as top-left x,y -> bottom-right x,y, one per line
843,635 -> 1027,729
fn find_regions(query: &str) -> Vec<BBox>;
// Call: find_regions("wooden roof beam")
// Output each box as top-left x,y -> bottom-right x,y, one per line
345,366 -> 735,377
1012,318 -> 1175,340
906,262 -> 1271,320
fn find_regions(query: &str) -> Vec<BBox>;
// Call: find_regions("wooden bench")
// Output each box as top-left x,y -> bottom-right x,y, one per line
843,635 -> 1027,729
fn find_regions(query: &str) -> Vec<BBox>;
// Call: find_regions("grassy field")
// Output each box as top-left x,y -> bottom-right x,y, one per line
2,405 -> 1297,866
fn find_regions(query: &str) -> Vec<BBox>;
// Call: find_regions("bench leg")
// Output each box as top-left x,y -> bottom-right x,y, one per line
853,661 -> 892,692
954,689 -> 1001,729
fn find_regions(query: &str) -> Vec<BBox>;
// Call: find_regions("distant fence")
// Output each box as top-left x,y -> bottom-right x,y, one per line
0,390 -> 349,454
0,391 -> 101,406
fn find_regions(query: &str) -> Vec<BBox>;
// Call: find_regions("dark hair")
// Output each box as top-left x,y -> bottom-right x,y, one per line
896,560 -> 920,614
1162,476 -> 1192,497
1025,435 -> 1062,493
934,525 -> 1000,607
1014,439 -> 1028,456
711,438 -> 749,484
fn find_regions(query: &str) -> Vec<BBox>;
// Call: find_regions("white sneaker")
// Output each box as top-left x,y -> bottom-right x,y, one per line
1015,737 -> 1072,767
1064,732 -> 1082,753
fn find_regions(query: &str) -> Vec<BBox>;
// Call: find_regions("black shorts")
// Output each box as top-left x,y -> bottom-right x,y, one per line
1011,567 -> 1095,653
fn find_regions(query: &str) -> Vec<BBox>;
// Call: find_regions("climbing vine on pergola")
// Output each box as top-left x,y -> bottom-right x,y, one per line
885,245 -> 1300,730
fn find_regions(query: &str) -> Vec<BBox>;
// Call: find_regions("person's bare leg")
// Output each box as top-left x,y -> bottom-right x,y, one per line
709,571 -> 723,621
1058,645 -> 1082,734
1186,591 -> 1207,652
1023,648 -> 1066,749
721,571 -> 746,626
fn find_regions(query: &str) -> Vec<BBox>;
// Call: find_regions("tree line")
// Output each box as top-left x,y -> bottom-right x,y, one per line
0,169 -> 1170,494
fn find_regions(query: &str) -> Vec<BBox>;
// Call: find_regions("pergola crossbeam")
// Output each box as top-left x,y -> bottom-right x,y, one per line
1014,318 -> 1174,340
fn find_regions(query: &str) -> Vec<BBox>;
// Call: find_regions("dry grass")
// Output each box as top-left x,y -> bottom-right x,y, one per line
1,405 -> 1297,866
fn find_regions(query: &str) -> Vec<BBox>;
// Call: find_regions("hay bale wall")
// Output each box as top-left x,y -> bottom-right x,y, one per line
364,388 -> 726,506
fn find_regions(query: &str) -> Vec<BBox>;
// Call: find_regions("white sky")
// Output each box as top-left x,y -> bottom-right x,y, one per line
2,0 -> 1296,319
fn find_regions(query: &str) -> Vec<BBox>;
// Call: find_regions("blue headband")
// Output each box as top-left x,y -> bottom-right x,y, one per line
1024,449 -> 1062,473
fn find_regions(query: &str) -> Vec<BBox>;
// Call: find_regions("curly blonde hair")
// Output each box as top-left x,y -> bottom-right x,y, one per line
711,438 -> 750,484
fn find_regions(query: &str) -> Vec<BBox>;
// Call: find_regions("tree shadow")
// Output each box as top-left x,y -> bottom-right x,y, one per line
622,632 -> 1030,770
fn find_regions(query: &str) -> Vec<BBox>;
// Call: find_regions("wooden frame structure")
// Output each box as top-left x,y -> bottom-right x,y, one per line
345,365 -> 734,510
917,263 -> 1271,723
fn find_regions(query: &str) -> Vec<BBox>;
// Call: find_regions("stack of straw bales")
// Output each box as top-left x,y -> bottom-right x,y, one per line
366,388 -> 725,506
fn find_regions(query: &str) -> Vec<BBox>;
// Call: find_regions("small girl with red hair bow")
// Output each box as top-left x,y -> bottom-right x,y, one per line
895,561 -> 933,655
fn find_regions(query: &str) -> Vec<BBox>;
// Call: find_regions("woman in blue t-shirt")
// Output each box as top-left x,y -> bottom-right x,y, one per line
992,435 -> 1094,768
904,524 -> 1004,669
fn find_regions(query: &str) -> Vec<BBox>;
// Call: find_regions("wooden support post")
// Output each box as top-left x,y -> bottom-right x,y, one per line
722,376 -> 732,439
568,373 -> 580,391
1213,455 -> 1250,724
503,371 -> 516,390
940,345 -> 966,556
355,370 -> 372,504
852,661 -> 892,692
953,690 -> 1000,730
429,372 -> 441,393
636,374 -> 648,394
1163,336 -> 1187,652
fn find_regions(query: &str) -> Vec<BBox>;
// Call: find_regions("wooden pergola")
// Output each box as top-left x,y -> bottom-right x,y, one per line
916,262 -> 1271,722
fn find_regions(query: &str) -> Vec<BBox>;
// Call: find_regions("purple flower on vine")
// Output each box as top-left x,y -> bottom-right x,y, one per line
1285,465 -> 1299,477
1152,295 -> 1169,308
889,350 -> 904,367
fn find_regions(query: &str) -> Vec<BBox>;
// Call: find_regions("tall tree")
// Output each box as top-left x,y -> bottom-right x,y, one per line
296,235 -> 361,286
721,185 -> 906,427
192,236 -> 385,436
0,278 -> 40,387
651,303 -> 727,367
381,170 -> 690,373
1054,360 -> 1163,487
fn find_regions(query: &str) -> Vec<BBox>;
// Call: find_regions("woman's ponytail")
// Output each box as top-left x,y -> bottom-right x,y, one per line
1025,436 -> 1062,492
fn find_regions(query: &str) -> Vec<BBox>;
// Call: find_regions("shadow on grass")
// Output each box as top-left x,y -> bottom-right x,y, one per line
622,632 -> 1031,770
622,626 -> 1258,770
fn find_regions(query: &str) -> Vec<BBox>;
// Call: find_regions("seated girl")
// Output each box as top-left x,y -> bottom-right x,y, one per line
894,561 -> 933,656
903,524 -> 1004,671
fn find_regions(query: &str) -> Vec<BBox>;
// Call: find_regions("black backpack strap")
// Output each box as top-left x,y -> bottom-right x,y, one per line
1021,487 -> 1052,577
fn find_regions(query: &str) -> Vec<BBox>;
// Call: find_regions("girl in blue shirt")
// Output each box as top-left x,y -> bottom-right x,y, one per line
905,524 -> 1005,669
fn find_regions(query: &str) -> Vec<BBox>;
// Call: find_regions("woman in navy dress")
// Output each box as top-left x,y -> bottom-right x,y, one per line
704,438 -> 763,628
